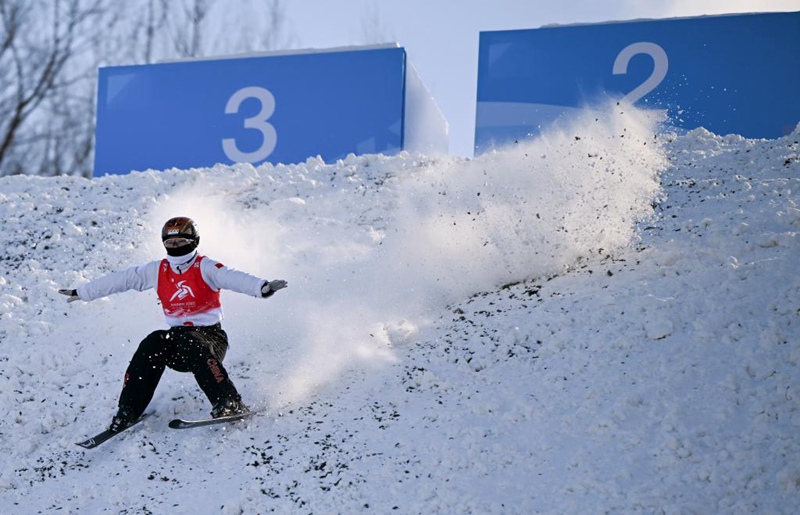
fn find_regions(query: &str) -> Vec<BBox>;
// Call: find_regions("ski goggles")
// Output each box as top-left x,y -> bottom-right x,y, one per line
162,237 -> 195,249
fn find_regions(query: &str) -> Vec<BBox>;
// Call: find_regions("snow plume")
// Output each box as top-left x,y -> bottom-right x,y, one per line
212,101 -> 666,406
381,102 -> 668,308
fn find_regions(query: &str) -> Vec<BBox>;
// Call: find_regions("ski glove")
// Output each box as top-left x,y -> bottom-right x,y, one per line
58,288 -> 80,303
261,279 -> 287,298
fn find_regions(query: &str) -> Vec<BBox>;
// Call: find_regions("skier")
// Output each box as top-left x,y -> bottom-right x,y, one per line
59,216 -> 287,432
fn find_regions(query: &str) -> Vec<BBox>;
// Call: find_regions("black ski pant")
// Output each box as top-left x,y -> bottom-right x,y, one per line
118,323 -> 241,419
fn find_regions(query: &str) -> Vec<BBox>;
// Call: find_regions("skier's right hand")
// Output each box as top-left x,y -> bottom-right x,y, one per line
58,288 -> 80,303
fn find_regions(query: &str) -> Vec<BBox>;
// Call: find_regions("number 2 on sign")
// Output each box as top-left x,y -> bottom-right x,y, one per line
223,86 -> 277,163
613,42 -> 668,105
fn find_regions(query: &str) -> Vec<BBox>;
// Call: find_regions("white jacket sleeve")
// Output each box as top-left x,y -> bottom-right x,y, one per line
200,257 -> 266,298
76,261 -> 160,301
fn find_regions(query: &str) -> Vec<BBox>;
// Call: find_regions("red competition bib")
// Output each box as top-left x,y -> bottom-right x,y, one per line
157,256 -> 221,326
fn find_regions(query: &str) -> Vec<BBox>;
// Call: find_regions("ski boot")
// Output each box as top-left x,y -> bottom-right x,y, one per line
109,406 -> 136,433
211,398 -> 250,419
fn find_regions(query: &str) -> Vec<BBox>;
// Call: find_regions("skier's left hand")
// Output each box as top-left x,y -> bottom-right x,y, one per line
58,288 -> 80,303
261,279 -> 287,298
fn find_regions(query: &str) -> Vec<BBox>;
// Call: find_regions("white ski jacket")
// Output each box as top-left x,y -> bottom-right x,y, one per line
76,252 -> 267,327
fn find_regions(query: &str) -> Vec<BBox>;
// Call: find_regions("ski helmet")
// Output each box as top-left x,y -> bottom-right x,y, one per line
161,216 -> 199,256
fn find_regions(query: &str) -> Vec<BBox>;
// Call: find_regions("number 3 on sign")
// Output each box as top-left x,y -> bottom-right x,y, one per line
223,86 -> 277,163
613,42 -> 668,105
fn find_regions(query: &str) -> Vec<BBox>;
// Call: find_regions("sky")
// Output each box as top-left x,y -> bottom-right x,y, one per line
0,102 -> 798,511
266,0 -> 800,157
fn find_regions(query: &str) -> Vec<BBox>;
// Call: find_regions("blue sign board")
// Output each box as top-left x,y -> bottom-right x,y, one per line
95,45 -> 446,176
475,12 -> 800,154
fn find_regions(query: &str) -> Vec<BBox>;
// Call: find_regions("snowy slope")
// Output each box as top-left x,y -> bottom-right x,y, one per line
0,104 -> 798,513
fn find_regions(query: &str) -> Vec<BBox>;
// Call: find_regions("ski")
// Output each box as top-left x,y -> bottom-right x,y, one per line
76,414 -> 149,449
168,411 -> 254,429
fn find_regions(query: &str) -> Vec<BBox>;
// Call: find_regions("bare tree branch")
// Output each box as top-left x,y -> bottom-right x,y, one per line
260,0 -> 296,51
0,0 -> 23,57
0,0 -> 76,168
169,0 -> 212,58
